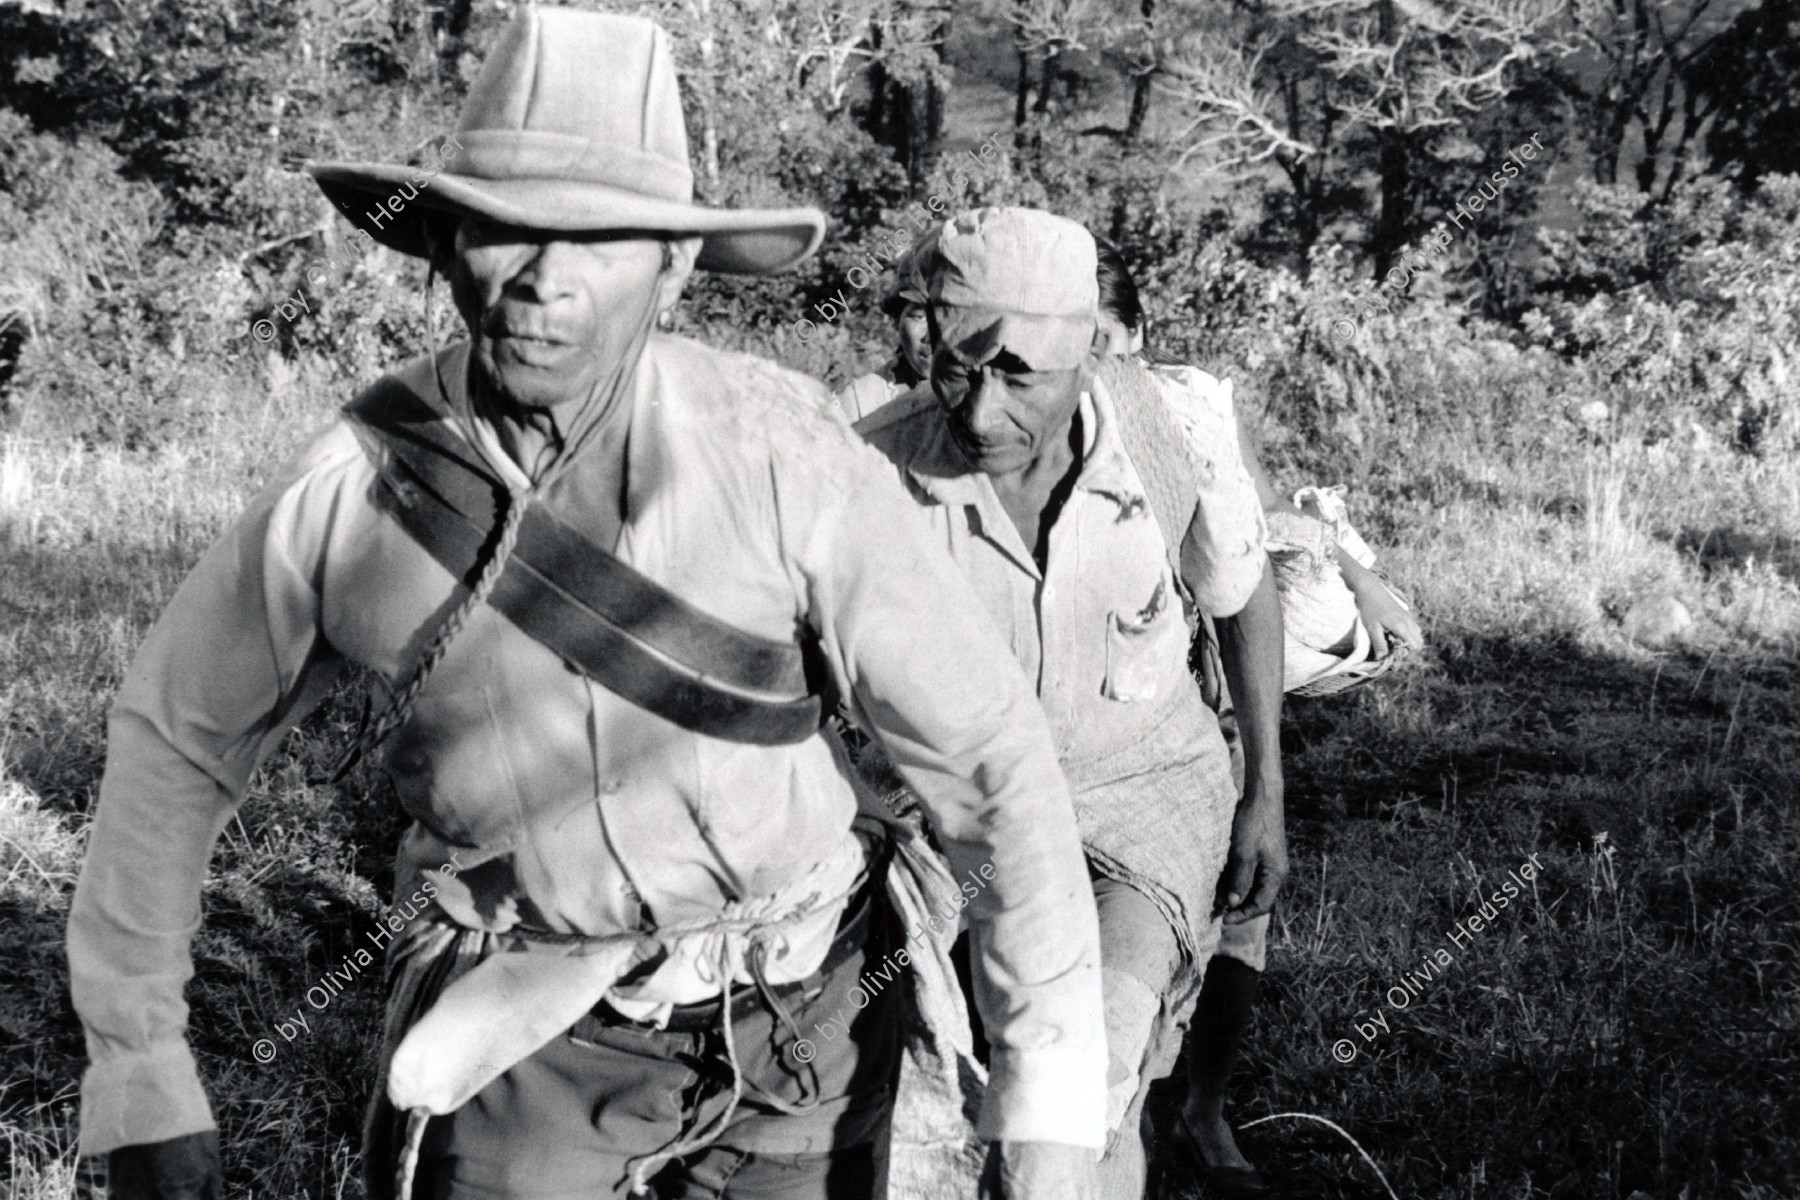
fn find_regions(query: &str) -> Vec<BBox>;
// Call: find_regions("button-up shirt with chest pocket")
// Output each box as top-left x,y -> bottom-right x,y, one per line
859,369 -> 1268,965
863,372 -> 1267,773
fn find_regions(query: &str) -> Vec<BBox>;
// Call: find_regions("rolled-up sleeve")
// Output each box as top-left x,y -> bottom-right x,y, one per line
791,456 -> 1107,1150
1161,367 -> 1268,618
67,428 -> 356,1156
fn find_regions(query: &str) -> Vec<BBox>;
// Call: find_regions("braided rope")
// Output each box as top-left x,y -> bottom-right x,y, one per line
330,488 -> 529,781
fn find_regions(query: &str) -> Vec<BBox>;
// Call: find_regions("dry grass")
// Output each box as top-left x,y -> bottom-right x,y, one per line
1,337 -> 1797,1198
1146,412 -> 1800,1199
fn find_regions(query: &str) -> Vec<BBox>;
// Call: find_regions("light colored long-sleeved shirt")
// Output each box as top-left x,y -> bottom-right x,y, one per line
859,370 -> 1266,770
834,361 -> 909,424
858,369 -> 1267,954
67,334 -> 1106,1157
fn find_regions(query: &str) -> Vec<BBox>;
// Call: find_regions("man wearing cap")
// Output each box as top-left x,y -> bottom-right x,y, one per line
835,234 -> 936,422
67,14 -> 1106,1200
857,208 -> 1288,1198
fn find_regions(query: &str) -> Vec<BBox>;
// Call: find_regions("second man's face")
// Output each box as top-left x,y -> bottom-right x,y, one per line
929,316 -> 1092,474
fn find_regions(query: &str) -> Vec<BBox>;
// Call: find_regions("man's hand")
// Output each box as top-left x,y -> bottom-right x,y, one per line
1346,570 -> 1422,660
108,1130 -> 223,1200
1211,562 -> 1287,924
1219,780 -> 1288,924
980,1140 -> 1099,1200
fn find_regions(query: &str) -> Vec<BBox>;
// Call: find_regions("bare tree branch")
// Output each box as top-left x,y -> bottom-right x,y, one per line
1010,0 -> 1109,57
1158,0 -> 1565,174
1159,29 -> 1323,167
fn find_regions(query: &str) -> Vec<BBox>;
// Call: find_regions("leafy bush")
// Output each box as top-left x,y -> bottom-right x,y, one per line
1084,210 -> 1571,495
684,110 -> 912,377
1526,176 -> 1800,453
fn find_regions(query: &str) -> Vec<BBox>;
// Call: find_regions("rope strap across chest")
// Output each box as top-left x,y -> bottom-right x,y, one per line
345,379 -> 823,746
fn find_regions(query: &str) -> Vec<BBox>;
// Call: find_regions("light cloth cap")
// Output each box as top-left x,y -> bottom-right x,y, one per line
929,207 -> 1099,371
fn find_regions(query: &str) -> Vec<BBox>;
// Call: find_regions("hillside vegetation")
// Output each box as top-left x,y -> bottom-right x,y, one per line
2,0 -> 1797,1196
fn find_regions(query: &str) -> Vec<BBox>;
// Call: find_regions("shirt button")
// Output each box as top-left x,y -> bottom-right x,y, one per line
600,779 -> 623,795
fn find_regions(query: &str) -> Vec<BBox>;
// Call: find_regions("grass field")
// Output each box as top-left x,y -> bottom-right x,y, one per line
2,335 -> 1797,1199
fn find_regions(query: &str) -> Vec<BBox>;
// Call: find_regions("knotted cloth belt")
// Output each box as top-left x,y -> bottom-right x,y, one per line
344,379 -> 825,745
592,885 -> 875,1034
379,835 -> 872,1198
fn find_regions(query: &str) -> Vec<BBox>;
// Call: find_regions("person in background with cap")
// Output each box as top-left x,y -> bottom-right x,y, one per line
1091,236 -> 1421,1197
835,233 -> 937,423
66,13 -> 1106,1200
857,207 -> 1289,1200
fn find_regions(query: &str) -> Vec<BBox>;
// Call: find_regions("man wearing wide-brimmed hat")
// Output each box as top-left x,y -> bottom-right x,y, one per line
857,207 -> 1289,1200
67,12 -> 1105,1199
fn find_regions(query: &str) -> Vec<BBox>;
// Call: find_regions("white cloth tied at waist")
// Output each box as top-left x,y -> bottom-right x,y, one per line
386,833 -> 870,1117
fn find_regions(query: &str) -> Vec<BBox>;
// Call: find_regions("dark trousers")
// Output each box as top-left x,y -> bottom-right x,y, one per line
412,890 -> 902,1199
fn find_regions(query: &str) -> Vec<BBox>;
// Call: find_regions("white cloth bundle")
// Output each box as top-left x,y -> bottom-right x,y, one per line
1266,486 -> 1405,695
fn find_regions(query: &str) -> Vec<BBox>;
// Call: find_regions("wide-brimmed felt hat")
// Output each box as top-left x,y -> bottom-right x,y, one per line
928,207 -> 1099,370
306,7 -> 825,275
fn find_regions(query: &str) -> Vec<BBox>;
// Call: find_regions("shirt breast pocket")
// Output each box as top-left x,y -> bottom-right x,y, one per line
1103,577 -> 1176,703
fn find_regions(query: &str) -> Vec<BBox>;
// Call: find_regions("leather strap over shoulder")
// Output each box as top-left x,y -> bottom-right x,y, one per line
344,378 -> 824,746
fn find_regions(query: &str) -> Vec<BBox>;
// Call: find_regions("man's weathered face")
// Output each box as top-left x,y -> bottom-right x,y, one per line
929,312 -> 1096,474
896,302 -> 932,377
438,217 -> 695,413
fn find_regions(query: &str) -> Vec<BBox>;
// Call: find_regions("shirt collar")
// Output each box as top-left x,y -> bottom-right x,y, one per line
905,441 -> 990,508
390,341 -> 524,494
394,337 -> 662,522
1076,373 -> 1149,515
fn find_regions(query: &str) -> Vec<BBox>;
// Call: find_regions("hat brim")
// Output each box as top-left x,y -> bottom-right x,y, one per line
307,162 -> 826,275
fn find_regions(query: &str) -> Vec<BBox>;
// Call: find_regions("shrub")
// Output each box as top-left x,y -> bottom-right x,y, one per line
1526,176 -> 1800,453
